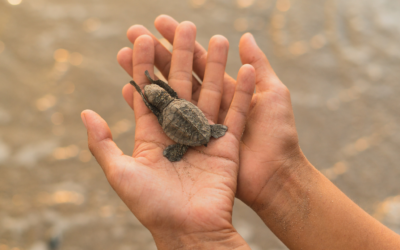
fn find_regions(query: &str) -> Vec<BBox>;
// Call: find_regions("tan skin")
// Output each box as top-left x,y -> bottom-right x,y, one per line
81,22 -> 256,249
114,15 -> 400,250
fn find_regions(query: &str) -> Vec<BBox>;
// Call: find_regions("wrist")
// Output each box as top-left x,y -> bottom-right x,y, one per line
247,154 -> 400,250
249,152 -> 315,216
152,229 -> 251,250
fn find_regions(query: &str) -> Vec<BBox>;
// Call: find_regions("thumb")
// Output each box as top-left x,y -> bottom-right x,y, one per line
81,110 -> 124,179
239,33 -> 281,92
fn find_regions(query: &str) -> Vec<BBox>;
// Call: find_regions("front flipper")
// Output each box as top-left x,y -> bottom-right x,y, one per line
210,124 -> 228,138
130,80 -> 162,124
163,144 -> 189,162
145,70 -> 179,99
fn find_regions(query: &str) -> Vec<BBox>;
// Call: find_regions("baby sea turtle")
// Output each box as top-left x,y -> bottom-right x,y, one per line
130,71 -> 228,162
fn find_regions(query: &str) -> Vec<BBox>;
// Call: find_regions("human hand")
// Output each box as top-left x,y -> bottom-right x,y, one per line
117,15 -> 306,210
117,16 -> 400,250
82,22 -> 255,249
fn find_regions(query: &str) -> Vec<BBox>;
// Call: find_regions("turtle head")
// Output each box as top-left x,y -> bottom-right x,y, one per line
144,84 -> 173,110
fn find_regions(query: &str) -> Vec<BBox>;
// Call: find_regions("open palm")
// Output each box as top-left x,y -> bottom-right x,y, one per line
82,22 -> 255,247
117,15 -> 303,210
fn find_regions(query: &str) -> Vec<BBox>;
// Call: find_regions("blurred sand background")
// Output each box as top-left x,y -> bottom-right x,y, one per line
1,0 -> 400,249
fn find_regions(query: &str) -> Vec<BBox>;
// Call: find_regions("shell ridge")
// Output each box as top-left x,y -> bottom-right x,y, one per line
175,104 -> 207,142
162,108 -> 175,131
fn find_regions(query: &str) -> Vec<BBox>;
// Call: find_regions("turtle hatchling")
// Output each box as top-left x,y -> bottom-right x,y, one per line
130,70 -> 228,162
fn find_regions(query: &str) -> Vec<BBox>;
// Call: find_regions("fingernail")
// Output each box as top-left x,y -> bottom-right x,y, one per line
81,112 -> 87,129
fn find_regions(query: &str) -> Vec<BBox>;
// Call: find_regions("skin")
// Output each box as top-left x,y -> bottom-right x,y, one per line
116,15 -> 400,249
81,22 -> 256,249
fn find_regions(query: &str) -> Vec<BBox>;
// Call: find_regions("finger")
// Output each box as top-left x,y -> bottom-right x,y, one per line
117,47 -> 134,110
197,35 -> 229,123
224,64 -> 256,141
155,15 -> 207,80
81,110 -> 124,178
132,35 -> 155,121
117,47 -> 133,76
118,44 -> 163,112
239,33 -> 281,92
126,25 -> 173,80
122,83 -> 134,110
154,15 -> 207,102
126,24 -> 202,99
155,15 -> 237,122
168,21 -> 196,101
217,73 -> 237,124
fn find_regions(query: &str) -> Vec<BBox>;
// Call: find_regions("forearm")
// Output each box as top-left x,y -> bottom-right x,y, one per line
152,229 -> 251,250
251,156 -> 400,250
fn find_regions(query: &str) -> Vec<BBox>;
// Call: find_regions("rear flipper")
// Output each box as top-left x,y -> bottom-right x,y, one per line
210,124 -> 228,138
163,144 -> 189,162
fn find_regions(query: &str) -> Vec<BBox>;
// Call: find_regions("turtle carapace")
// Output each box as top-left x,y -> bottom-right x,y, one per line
130,71 -> 228,162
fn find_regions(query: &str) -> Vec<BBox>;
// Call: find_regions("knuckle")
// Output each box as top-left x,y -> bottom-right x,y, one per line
106,163 -> 120,183
279,85 -> 290,94
272,82 -> 290,98
169,70 -> 192,82
202,80 -> 223,94
87,142 -> 96,156
231,104 -> 247,118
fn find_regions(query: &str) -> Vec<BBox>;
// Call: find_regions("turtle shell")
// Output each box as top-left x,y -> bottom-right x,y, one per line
162,99 -> 211,146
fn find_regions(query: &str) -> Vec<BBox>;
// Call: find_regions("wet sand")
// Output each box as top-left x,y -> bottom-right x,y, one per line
1,0 -> 400,249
